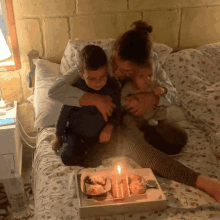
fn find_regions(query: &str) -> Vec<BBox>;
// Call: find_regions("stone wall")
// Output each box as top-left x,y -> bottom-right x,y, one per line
1,0 -> 220,134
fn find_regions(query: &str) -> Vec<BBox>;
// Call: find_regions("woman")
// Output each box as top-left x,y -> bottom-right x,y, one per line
48,20 -> 220,202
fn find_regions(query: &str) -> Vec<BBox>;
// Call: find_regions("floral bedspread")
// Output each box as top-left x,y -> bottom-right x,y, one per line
32,44 -> 220,220
33,120 -> 220,219
163,43 -> 220,158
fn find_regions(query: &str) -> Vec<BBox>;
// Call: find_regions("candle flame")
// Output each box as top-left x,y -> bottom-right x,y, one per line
117,165 -> 121,174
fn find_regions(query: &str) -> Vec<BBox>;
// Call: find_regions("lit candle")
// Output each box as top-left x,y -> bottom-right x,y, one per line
117,165 -> 121,183
117,165 -> 123,198
117,165 -> 121,174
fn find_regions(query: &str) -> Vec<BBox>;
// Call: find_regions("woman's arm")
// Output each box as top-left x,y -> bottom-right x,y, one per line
48,67 -> 86,107
48,66 -> 116,121
107,77 -> 122,127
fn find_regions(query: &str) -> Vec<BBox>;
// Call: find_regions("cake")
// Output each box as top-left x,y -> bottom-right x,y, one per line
129,174 -> 146,194
88,175 -> 106,185
129,174 -> 143,182
111,174 -> 130,199
129,181 -> 146,194
83,173 -> 147,198
83,174 -> 110,196
86,183 -> 106,195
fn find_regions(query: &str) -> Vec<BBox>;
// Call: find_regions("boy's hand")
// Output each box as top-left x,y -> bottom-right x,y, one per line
52,136 -> 62,152
99,123 -> 114,143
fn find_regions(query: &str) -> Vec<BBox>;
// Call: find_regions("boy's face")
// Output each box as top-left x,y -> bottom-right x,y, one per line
81,65 -> 108,91
133,67 -> 153,91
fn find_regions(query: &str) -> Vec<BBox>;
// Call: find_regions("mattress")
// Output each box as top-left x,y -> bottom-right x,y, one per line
32,122 -> 220,219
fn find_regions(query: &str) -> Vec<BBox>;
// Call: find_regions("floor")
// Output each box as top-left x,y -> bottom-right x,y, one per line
0,138 -> 35,219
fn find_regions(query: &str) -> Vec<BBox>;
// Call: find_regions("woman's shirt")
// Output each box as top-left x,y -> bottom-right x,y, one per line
48,50 -> 179,107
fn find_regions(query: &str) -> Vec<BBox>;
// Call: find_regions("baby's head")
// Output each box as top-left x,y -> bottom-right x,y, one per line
132,60 -> 153,91
78,45 -> 108,91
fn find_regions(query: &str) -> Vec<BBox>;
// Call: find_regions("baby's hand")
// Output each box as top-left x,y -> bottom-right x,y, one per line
52,137 -> 62,152
154,87 -> 165,96
99,124 -> 114,143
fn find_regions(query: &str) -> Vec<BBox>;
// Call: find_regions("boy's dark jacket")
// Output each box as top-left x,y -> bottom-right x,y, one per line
56,75 -> 121,137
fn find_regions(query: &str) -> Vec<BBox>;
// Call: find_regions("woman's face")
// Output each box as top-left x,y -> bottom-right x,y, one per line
112,53 -> 137,80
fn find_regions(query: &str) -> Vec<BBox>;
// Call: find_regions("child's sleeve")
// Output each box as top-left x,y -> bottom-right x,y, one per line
107,77 -> 122,127
56,105 -> 72,137
152,79 -> 168,95
153,52 -> 180,106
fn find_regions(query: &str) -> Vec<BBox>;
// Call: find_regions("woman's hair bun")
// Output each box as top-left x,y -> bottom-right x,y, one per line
131,20 -> 153,33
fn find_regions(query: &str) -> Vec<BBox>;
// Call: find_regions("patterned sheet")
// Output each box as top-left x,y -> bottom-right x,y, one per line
32,45 -> 220,219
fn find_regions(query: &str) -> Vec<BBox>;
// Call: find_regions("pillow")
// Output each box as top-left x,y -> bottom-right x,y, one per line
197,42 -> 220,62
33,59 -> 63,129
152,43 -> 173,65
60,38 -> 115,75
60,39 -> 173,75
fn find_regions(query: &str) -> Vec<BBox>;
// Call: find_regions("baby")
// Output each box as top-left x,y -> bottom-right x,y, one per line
121,61 -> 169,126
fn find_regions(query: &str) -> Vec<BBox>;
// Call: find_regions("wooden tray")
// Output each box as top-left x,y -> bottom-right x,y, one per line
75,168 -> 168,218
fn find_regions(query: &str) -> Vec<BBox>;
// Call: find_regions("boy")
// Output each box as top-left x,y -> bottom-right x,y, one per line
52,45 -> 121,166
121,60 -> 168,127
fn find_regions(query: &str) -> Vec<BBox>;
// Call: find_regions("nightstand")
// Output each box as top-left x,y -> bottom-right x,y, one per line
0,101 -> 29,218
0,101 -> 22,178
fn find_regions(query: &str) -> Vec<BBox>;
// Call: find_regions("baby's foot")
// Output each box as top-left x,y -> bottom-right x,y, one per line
196,175 -> 220,203
148,119 -> 158,126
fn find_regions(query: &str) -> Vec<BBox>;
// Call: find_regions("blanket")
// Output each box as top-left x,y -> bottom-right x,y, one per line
163,43 -> 220,159
32,44 -> 220,219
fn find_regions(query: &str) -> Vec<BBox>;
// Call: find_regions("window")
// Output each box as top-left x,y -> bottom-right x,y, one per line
0,0 -> 21,71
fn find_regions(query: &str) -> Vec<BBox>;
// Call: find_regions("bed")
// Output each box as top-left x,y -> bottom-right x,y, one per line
30,39 -> 220,220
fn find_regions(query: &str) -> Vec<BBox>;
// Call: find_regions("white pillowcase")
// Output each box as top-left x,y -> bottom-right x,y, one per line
152,42 -> 173,65
60,38 -> 115,75
33,59 -> 63,129
60,38 -> 173,75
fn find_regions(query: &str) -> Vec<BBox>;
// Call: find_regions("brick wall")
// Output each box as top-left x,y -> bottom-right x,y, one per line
1,0 -> 220,133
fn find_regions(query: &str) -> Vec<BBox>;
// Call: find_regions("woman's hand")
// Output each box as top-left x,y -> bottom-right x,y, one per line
99,123 -> 114,143
124,95 -> 139,109
80,93 -> 116,122
95,95 -> 116,122
52,136 -> 62,152
125,92 -> 160,116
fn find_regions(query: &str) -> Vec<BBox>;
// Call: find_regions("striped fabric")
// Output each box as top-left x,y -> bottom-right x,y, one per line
86,119 -> 200,188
